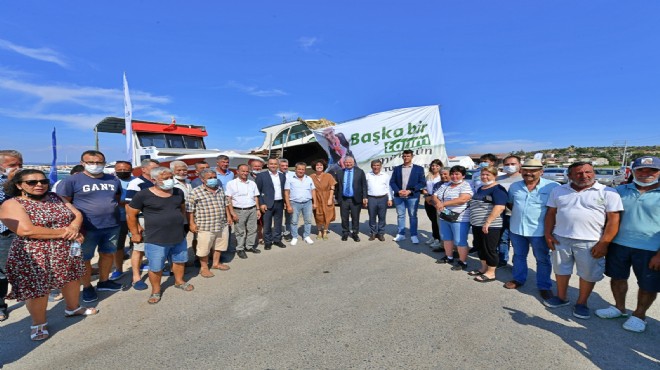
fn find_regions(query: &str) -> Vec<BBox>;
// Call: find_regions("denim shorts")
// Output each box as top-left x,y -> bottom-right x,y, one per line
439,220 -> 469,247
144,239 -> 188,272
551,235 -> 605,282
81,226 -> 120,261
605,243 -> 660,293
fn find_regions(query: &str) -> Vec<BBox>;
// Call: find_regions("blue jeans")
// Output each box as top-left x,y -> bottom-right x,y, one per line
144,239 -> 188,272
81,226 -> 120,261
394,196 -> 420,236
510,232 -> 553,290
290,200 -> 313,238
498,215 -> 511,263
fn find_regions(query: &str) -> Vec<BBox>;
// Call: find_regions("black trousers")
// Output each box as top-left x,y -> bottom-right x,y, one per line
367,196 -> 387,235
340,197 -> 362,236
424,202 -> 440,240
262,200 -> 284,244
472,226 -> 503,267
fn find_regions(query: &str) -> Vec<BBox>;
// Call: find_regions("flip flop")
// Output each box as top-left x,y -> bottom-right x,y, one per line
148,293 -> 161,304
467,270 -> 484,276
174,282 -> 195,292
211,264 -> 230,271
200,272 -> 215,278
474,275 -> 496,283
65,306 -> 99,317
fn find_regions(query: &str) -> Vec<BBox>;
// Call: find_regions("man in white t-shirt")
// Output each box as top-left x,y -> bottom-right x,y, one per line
543,162 -> 623,319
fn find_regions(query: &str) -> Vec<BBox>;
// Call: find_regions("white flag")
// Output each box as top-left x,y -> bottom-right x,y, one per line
123,72 -> 134,165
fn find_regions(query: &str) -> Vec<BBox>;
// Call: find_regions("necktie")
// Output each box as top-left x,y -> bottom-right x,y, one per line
344,169 -> 353,197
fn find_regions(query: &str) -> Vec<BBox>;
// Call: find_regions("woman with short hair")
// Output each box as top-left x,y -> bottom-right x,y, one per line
467,166 -> 508,282
433,165 -> 473,271
310,159 -> 336,239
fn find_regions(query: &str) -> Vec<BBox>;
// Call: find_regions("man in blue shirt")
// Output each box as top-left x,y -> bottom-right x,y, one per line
0,150 -> 22,321
58,150 -> 123,302
284,162 -> 316,246
595,156 -> 660,333
505,159 -> 559,302
215,155 -> 234,189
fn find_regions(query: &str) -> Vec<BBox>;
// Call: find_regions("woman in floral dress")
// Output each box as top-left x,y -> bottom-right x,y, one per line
310,159 -> 336,240
0,169 -> 97,341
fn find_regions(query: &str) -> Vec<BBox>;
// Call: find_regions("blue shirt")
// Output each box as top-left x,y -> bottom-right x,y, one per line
508,177 -> 560,237
57,173 -> 121,230
285,175 -> 315,202
191,177 -> 203,189
216,170 -> 234,190
612,183 -> 660,252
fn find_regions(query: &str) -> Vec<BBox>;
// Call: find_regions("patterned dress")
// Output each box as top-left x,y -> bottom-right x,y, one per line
6,193 -> 85,301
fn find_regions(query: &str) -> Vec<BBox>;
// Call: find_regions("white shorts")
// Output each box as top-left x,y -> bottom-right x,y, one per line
551,235 -> 605,282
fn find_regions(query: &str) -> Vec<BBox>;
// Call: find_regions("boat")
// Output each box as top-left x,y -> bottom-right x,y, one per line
94,117 -> 264,175
249,118 -> 335,165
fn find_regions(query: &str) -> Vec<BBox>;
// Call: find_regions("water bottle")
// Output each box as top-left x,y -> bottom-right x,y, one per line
70,241 -> 82,257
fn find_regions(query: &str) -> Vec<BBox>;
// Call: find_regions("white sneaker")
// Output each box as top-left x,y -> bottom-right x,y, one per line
304,236 -> 314,244
425,239 -> 434,245
411,236 -> 420,244
430,239 -> 441,247
393,235 -> 406,242
290,238 -> 298,246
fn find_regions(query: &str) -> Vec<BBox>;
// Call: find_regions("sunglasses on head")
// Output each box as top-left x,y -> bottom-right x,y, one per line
22,179 -> 50,186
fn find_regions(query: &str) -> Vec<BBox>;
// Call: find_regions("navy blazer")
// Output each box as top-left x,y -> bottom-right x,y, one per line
255,171 -> 287,208
334,167 -> 368,203
389,164 -> 427,197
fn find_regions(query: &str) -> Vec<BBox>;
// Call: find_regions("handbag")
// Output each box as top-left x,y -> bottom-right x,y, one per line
438,185 -> 467,222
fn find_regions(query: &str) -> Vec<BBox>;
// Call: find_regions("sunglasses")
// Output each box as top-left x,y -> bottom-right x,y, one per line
22,179 -> 50,186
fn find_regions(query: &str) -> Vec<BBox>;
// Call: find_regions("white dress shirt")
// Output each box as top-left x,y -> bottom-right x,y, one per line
366,171 -> 393,200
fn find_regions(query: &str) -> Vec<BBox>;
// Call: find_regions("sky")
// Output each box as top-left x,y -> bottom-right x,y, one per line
1,1 -> 659,164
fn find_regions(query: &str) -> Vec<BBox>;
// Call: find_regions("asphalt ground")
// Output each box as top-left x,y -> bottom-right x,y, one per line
0,208 -> 658,369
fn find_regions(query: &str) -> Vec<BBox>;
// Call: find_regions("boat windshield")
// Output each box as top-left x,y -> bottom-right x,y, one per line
138,133 -> 206,149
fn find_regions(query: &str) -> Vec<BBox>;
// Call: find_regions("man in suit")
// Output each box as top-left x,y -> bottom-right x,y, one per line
390,150 -> 427,244
256,158 -> 288,250
334,156 -> 367,242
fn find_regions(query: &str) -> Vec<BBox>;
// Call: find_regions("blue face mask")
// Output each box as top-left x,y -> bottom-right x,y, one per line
479,162 -> 489,168
159,179 -> 175,190
206,178 -> 219,188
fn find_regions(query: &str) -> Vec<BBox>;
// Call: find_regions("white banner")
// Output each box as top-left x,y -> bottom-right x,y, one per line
123,72 -> 134,166
313,105 -> 447,173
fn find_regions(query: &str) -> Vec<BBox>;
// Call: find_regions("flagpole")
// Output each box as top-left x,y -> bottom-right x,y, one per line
123,72 -> 134,166
48,127 -> 58,185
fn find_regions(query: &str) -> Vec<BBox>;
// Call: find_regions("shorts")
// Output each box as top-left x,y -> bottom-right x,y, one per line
133,217 -> 146,252
144,239 -> 188,272
196,227 -> 229,257
81,226 -> 120,261
551,235 -> 605,282
605,243 -> 660,293
439,220 -> 469,247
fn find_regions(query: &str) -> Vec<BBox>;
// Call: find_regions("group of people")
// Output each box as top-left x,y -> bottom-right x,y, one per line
0,148 -> 658,342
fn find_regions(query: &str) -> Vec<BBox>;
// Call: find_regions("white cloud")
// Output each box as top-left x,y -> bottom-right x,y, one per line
225,81 -> 287,97
273,111 -> 300,121
298,36 -> 318,51
0,76 -> 173,129
0,39 -> 68,68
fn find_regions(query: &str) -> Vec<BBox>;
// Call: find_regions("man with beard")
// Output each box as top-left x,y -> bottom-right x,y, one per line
544,162 -> 623,319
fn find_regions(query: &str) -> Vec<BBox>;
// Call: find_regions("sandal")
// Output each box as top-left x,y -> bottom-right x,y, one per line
199,271 -> 215,278
148,293 -> 161,304
474,275 -> 496,283
211,264 -> 230,271
504,280 -> 523,289
65,306 -> 99,317
0,303 -> 8,322
174,282 -> 194,292
30,322 -> 49,341
622,316 -> 647,333
467,270 -> 484,276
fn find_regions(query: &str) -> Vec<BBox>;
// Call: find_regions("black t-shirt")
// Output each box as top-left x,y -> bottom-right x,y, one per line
129,188 -> 185,244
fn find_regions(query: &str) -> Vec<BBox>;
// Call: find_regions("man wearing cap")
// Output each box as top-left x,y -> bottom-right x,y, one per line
595,156 -> 660,332
543,162 -> 623,319
505,159 -> 559,302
